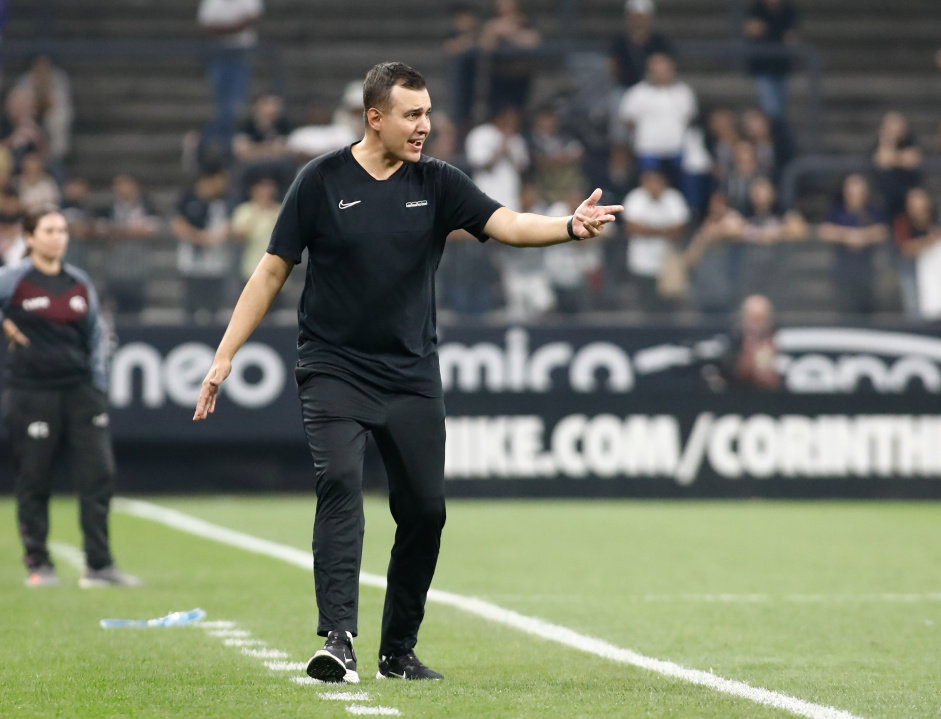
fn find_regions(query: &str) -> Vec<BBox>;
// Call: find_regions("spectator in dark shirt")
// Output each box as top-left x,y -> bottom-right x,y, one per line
872,111 -> 923,219
232,93 -> 296,202
171,167 -> 233,322
744,0 -> 799,122
478,0 -> 541,113
443,3 -> 482,139
684,191 -> 744,313
529,104 -> 586,205
706,108 -> 740,183
233,94 -> 292,163
741,108 -> 780,177
99,174 -> 161,315
609,0 -> 674,90
722,140 -> 761,214
60,177 -> 95,243
818,173 -> 889,315
738,175 -> 807,300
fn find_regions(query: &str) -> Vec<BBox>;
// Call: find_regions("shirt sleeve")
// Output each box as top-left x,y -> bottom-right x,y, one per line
0,261 -> 31,323
266,161 -> 321,263
619,86 -> 639,123
436,161 -> 503,242
684,85 -> 698,123
69,266 -> 109,393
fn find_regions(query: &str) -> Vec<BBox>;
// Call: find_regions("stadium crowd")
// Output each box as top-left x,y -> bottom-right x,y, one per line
1,0 -> 941,323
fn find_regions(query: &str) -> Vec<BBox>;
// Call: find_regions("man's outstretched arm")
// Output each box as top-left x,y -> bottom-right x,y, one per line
193,252 -> 294,421
483,188 -> 622,248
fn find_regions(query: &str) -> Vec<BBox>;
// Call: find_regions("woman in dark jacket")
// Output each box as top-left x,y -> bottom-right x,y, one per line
0,206 -> 140,588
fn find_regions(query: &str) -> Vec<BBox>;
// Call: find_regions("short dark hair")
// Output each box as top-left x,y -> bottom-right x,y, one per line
362,62 -> 426,116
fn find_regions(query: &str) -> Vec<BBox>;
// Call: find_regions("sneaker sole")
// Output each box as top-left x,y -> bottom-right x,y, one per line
79,578 -> 142,588
307,651 -> 359,684
79,578 -> 122,588
24,577 -> 60,588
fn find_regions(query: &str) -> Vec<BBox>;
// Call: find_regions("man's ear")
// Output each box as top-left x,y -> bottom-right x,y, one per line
366,107 -> 382,132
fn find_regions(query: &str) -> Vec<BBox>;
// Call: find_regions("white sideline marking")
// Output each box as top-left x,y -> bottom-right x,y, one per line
224,638 -> 265,647
292,676 -> 326,685
49,542 -> 86,570
208,629 -> 250,638
114,498 -> 864,719
346,707 -> 400,716
264,661 -> 308,672
243,648 -> 289,659
640,594 -> 941,604
321,692 -> 371,701
199,620 -> 238,629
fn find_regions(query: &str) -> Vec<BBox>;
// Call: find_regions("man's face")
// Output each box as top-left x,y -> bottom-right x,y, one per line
844,175 -> 868,210
114,175 -> 139,202
251,179 -> 278,204
647,53 -> 674,85
376,84 -> 432,163
641,171 -> 666,197
741,296 -> 773,335
256,96 -> 283,125
627,10 -> 651,34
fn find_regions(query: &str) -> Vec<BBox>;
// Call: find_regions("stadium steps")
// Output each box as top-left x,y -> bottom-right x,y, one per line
7,0 -> 938,208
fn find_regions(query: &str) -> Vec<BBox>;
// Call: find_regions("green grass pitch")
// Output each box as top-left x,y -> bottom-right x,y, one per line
1,496 -> 939,718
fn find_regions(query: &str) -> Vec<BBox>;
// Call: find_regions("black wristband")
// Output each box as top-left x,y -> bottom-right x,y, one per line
566,215 -> 581,241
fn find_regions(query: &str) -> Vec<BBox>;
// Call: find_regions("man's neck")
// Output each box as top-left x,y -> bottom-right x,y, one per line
351,135 -> 404,181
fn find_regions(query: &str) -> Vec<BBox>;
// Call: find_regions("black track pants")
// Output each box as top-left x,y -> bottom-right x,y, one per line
298,372 -> 446,658
1,383 -> 115,571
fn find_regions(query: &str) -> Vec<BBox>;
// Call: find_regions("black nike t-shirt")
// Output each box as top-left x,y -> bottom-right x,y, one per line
267,144 -> 503,397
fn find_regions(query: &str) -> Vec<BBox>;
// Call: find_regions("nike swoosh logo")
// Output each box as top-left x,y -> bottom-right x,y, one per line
338,200 -> 361,209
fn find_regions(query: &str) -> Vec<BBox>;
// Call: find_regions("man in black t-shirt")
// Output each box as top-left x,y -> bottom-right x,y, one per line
193,61 -> 621,684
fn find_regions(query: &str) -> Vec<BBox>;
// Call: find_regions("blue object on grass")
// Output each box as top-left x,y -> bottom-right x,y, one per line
100,608 -> 207,629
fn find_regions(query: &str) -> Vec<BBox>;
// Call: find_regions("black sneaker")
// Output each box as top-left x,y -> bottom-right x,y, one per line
376,651 -> 444,680
79,565 -> 142,588
306,631 -> 359,683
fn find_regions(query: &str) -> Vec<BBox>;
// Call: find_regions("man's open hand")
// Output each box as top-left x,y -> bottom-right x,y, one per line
571,188 -> 623,239
193,358 -> 232,421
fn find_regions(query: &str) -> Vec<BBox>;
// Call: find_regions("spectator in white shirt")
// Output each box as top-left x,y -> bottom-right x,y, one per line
622,168 -> 689,312
611,52 -> 697,189
465,106 -> 529,212
198,0 -> 264,145
497,183 -> 555,321
15,56 -> 73,161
